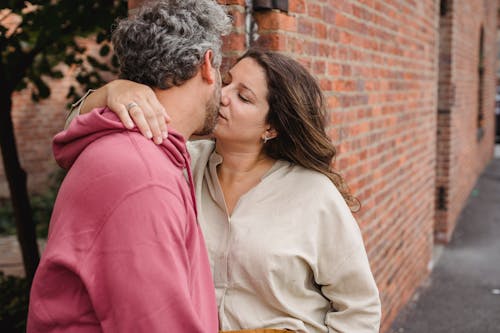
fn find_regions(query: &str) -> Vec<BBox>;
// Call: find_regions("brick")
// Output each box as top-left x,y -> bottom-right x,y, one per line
314,22 -> 328,39
307,3 -> 323,19
297,17 -> 314,35
254,12 -> 296,32
253,33 -> 286,51
226,7 -> 246,30
289,0 -> 306,14
222,33 -> 246,52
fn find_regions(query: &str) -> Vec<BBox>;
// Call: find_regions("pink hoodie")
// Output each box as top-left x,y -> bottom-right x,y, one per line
28,108 -> 218,333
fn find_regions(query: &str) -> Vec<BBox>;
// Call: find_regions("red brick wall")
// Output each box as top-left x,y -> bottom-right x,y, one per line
1,1 -> 497,332
250,2 -> 439,331
435,0 -> 497,243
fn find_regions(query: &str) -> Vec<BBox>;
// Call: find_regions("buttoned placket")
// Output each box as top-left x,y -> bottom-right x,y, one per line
206,153 -> 232,299
205,152 -> 285,325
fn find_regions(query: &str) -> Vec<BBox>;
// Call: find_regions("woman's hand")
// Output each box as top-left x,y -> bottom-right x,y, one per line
105,80 -> 171,144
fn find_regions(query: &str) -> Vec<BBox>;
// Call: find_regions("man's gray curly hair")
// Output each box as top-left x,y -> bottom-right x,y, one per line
112,0 -> 231,89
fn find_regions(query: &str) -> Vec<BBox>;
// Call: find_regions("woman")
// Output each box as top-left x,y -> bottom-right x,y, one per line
70,49 -> 381,332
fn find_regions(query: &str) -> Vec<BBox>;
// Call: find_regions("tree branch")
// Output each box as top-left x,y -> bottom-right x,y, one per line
7,48 -> 39,92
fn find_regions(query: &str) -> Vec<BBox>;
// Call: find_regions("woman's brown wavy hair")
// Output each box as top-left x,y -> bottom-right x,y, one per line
240,49 -> 360,212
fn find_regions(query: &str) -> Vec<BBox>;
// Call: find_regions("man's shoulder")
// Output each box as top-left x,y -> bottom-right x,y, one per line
80,131 -> 181,176
62,132 -> 187,206
53,132 -> 189,233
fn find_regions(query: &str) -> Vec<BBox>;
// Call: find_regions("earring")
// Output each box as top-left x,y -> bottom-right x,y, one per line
263,136 -> 271,143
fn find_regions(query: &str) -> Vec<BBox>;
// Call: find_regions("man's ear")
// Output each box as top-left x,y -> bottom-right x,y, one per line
200,50 -> 216,84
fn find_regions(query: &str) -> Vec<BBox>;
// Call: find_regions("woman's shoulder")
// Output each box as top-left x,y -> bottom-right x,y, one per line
277,163 -> 359,233
283,163 -> 352,208
286,163 -> 338,192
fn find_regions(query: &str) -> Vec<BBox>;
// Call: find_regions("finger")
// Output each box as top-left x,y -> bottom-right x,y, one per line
147,97 -> 169,139
129,106 -> 153,140
141,102 -> 164,144
108,100 -> 135,129
155,110 -> 169,140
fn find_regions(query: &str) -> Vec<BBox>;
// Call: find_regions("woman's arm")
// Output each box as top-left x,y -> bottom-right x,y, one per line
315,189 -> 381,332
321,245 -> 381,332
67,80 -> 170,144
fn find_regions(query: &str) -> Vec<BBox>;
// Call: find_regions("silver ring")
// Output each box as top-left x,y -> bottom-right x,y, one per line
126,102 -> 139,112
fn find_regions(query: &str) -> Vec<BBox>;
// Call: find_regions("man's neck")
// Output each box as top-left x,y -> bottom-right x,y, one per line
154,83 -> 202,140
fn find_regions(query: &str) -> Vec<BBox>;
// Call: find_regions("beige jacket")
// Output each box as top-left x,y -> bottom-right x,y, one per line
189,140 -> 381,333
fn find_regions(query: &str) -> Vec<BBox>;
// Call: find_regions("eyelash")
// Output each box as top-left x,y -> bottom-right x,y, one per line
238,94 -> 250,103
222,76 -> 251,103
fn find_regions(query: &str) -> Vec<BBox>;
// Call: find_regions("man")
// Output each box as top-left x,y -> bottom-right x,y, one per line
27,1 -> 231,332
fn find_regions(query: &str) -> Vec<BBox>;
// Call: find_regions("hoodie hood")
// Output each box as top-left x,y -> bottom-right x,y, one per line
53,107 -> 189,170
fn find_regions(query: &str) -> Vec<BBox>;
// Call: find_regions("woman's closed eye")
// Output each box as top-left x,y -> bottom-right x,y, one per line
222,70 -> 256,104
238,93 -> 251,103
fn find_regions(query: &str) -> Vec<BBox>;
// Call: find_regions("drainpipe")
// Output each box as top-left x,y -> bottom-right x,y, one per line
252,0 -> 289,12
245,0 -> 257,48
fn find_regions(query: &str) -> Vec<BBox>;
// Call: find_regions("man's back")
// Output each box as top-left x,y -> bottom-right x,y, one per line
28,109 -> 217,332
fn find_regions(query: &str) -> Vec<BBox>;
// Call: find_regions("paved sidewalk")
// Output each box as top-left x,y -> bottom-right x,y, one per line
390,145 -> 500,333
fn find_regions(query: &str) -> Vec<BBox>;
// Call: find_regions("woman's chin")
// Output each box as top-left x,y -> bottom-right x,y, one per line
212,126 -> 231,142
212,125 -> 222,138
